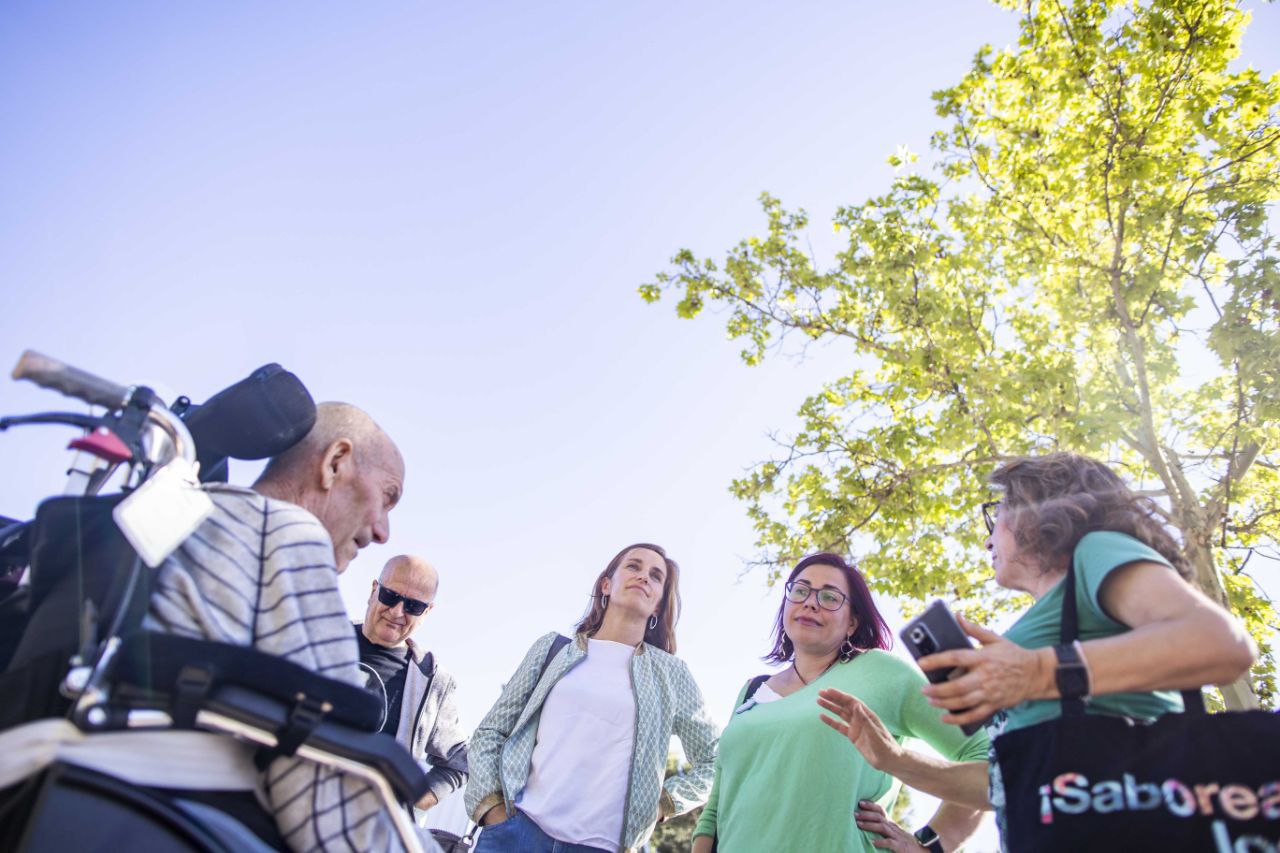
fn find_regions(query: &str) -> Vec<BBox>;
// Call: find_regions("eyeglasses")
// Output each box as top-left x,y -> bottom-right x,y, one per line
982,500 -> 1001,535
784,581 -> 847,611
376,582 -> 431,616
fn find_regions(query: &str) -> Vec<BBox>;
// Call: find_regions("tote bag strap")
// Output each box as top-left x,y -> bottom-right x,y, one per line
1058,547 -> 1207,717
1057,559 -> 1087,717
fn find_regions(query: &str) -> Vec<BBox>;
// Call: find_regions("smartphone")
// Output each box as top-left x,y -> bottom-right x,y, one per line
899,600 -> 989,735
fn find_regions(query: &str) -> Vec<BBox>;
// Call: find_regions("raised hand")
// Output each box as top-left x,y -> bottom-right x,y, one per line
817,688 -> 903,772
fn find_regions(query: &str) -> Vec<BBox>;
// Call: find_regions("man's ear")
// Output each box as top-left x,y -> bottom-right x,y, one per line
319,438 -> 356,491
368,579 -> 379,604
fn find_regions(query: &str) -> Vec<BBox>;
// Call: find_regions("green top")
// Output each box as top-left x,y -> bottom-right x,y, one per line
694,649 -> 988,852
997,530 -> 1184,734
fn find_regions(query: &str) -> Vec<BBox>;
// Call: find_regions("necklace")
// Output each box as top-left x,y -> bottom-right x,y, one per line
792,658 -> 836,685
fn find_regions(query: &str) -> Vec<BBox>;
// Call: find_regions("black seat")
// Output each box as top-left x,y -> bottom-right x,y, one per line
0,494 -> 140,729
10,763 -> 246,852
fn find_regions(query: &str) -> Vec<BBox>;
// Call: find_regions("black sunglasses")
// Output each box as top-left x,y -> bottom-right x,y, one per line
982,500 -> 1001,535
376,582 -> 431,616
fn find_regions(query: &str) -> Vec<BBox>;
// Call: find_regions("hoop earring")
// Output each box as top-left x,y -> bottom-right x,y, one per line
601,594 -> 609,609
647,613 -> 658,631
839,636 -> 856,661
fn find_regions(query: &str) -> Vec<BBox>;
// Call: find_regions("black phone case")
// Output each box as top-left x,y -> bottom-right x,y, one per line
899,599 -> 988,736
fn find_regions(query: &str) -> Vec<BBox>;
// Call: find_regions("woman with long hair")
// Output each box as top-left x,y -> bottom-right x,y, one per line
464,543 -> 718,853
691,552 -> 988,853
817,452 -> 1256,844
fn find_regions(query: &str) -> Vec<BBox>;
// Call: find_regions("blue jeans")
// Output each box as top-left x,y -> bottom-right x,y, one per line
472,810 -> 610,853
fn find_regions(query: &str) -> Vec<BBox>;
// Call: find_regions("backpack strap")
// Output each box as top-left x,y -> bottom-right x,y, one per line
539,633 -> 571,681
743,674 -> 771,702
732,674 -> 773,716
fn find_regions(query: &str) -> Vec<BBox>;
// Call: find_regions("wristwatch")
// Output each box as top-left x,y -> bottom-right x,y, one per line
913,824 -> 944,853
1053,641 -> 1091,700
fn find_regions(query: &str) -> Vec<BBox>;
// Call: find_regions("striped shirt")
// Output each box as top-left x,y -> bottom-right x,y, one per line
146,484 -> 405,852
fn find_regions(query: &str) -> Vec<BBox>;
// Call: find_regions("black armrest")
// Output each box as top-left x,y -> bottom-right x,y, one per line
204,684 -> 430,804
113,631 -> 382,730
105,632 -> 429,804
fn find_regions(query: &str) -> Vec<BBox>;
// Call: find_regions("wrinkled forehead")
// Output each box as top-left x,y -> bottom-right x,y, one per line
366,432 -> 405,478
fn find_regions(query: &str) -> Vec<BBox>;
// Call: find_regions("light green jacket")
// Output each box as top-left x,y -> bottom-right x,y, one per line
464,632 -> 719,852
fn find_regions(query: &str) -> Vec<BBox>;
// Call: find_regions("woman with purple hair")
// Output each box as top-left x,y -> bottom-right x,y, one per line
691,553 -> 988,853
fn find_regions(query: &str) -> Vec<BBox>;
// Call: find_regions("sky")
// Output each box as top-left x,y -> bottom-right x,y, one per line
3,2 -> 1278,848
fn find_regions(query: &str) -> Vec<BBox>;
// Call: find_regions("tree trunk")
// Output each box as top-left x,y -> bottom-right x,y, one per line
1182,526 -> 1259,711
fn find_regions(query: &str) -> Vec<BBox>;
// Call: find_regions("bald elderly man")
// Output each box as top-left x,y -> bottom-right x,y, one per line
356,556 -> 467,821
146,402 -> 433,852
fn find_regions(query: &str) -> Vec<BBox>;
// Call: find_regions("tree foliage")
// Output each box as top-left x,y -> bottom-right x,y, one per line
641,0 -> 1280,705
649,754 -> 700,853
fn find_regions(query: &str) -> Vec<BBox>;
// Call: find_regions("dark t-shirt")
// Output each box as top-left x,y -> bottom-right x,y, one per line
355,626 -> 410,736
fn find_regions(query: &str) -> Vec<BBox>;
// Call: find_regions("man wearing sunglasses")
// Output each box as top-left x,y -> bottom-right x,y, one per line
357,554 -> 469,822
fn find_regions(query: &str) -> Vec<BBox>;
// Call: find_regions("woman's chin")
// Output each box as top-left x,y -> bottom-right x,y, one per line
607,595 -> 652,618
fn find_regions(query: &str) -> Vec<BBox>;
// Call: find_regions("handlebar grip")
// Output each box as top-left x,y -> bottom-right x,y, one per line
11,350 -> 131,409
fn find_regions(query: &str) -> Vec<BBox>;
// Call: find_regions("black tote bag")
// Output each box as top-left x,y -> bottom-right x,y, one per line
992,560 -> 1280,852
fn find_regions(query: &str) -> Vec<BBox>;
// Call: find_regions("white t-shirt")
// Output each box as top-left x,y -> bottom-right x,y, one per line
517,638 -> 637,849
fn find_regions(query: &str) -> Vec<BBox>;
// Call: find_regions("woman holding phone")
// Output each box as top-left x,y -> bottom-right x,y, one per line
817,452 -> 1256,842
691,552 -> 987,853
464,543 -> 718,853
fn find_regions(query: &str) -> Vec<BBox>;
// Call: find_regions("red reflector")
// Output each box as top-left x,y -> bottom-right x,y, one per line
69,427 -> 133,464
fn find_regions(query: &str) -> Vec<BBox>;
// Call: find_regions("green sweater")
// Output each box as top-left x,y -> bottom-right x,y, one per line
694,650 -> 988,852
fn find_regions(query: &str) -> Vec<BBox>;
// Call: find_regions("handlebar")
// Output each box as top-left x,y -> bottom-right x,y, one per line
12,350 -> 131,410
9,349 -> 196,472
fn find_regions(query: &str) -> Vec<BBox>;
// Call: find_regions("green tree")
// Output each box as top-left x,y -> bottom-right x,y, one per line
649,754 -> 700,853
641,0 -> 1279,708
890,784 -> 915,829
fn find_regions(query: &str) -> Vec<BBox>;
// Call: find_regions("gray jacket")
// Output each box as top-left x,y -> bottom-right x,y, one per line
394,636 -> 469,811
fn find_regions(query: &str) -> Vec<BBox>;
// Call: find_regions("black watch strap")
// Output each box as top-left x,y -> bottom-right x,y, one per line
1053,641 -> 1091,701
913,825 -> 943,853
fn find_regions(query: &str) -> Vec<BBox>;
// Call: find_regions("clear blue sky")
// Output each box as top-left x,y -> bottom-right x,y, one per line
3,2 -> 1277,846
